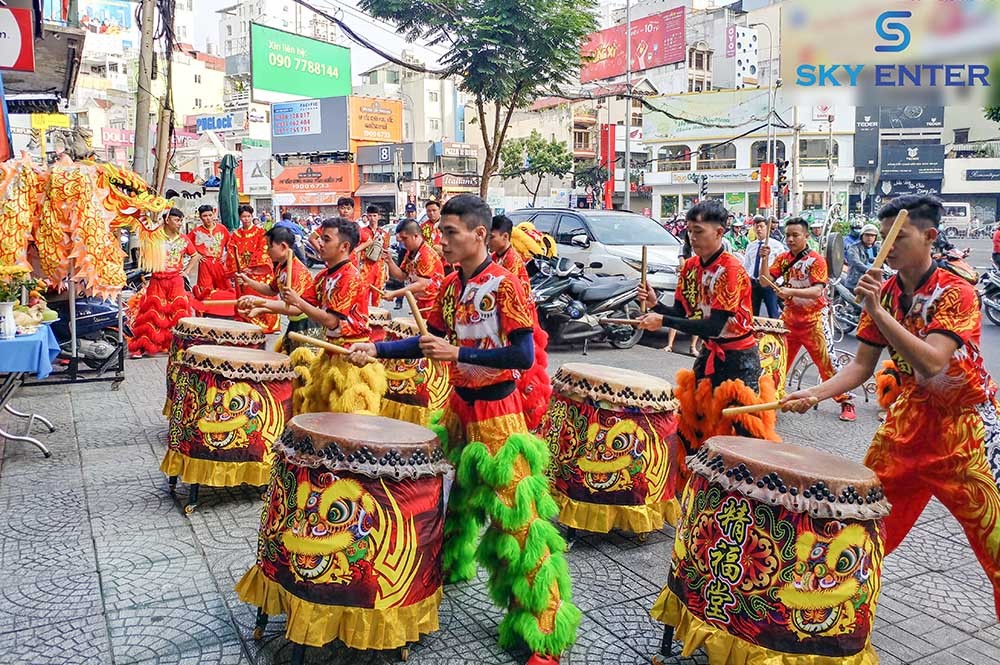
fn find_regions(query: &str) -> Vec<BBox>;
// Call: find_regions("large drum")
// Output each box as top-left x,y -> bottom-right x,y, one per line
753,316 -> 788,398
379,317 -> 451,425
235,412 -> 451,653
540,363 -> 682,535
162,345 -> 294,501
652,436 -> 889,664
369,306 -> 392,343
165,317 -> 266,415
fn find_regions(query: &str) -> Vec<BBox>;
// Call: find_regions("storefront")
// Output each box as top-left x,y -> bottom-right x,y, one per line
272,162 -> 358,218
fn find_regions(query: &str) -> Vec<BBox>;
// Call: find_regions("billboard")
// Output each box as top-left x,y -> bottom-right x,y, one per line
349,97 -> 403,143
270,97 -> 349,154
250,23 -> 351,103
0,8 -> 34,72
880,145 -> 945,180
272,163 -> 357,194
580,8 -> 685,83
879,106 -> 945,130
194,110 -> 248,134
854,106 -> 879,168
79,1 -> 140,51
644,89 -> 783,142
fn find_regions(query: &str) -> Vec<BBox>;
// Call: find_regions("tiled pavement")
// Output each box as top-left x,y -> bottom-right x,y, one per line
1,341 -> 999,665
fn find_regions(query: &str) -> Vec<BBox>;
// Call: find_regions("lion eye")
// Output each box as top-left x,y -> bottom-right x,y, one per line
327,500 -> 354,524
836,546 -> 861,574
228,394 -> 248,411
811,545 -> 825,559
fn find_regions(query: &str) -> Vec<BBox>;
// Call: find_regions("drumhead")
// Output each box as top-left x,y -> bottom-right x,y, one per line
751,316 -> 788,334
180,344 -> 296,381
279,413 -> 450,480
173,317 -> 266,345
386,317 -> 420,338
691,436 -> 890,520
369,307 -> 392,325
553,362 -> 677,411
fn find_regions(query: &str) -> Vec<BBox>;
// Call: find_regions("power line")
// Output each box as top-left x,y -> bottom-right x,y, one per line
310,0 -> 449,58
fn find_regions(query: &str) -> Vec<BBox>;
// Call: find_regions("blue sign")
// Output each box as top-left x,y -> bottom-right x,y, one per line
196,114 -> 234,133
966,169 -> 1000,182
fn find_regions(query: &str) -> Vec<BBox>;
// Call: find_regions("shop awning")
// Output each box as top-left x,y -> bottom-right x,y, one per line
355,182 -> 398,198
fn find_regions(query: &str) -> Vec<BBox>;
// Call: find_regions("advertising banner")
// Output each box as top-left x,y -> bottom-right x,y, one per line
581,7 -> 686,83
250,23 -> 351,103
349,96 -> 403,143
0,8 -> 34,72
880,144 -> 945,180
272,100 -> 322,138
270,97 -> 349,154
854,106 -> 879,167
644,89 -> 783,143
879,106 -> 944,130
272,163 -> 357,195
195,110 -> 248,134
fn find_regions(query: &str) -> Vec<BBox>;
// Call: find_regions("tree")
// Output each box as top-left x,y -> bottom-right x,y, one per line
359,0 -> 598,197
572,159 -> 609,190
499,130 -> 573,205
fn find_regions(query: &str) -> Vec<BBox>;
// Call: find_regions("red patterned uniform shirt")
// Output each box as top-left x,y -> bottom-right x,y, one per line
769,249 -> 829,321
675,250 -> 755,351
302,260 -> 371,341
420,220 -> 441,247
226,225 -> 271,274
353,223 -> 373,267
162,234 -> 195,274
492,246 -> 530,286
427,261 -> 535,389
269,256 -> 314,297
401,241 -> 444,312
189,223 -> 229,260
857,267 -> 996,407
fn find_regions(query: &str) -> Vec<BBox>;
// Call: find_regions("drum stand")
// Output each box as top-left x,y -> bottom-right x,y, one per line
651,624 -> 675,665
253,608 -> 412,663
167,476 -> 199,514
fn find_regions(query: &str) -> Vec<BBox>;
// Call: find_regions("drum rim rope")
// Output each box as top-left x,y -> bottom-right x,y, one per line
552,362 -> 679,411
173,316 -> 267,345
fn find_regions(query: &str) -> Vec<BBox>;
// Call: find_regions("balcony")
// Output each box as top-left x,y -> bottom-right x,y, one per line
573,141 -> 596,159
573,108 -> 598,128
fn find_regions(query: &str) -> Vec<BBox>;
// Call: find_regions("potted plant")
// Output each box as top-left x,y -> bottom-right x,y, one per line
0,266 -> 40,339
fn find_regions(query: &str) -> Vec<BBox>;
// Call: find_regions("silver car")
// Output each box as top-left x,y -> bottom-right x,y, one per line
507,208 -> 681,291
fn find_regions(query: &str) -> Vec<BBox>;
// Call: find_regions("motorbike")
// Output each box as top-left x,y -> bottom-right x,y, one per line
830,278 -> 861,336
303,236 -> 323,267
529,257 -> 644,349
979,267 -> 1000,326
47,293 -> 129,371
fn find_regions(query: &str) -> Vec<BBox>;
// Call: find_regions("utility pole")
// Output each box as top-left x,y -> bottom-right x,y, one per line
132,0 -> 156,182
790,105 -> 801,216
826,114 -> 834,211
623,0 -> 632,211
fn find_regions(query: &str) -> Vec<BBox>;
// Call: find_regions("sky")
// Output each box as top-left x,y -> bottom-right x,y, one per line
192,0 -> 448,83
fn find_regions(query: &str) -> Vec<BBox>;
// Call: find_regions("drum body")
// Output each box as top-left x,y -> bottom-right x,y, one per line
753,316 -> 788,398
379,317 -> 451,425
163,345 -> 294,487
165,317 -> 265,415
237,413 -> 451,650
539,363 -> 682,534
654,436 -> 889,663
368,307 -> 391,343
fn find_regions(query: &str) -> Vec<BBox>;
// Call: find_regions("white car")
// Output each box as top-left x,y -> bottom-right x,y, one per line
507,208 -> 681,291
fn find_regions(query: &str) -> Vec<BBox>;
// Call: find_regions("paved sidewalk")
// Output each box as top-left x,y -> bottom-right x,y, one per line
1,341 -> 998,665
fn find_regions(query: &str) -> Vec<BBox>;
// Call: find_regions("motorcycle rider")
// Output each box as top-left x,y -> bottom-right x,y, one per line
807,219 -> 824,252
844,219 -> 864,249
724,215 -> 750,256
844,223 -> 880,291
993,224 -> 1000,269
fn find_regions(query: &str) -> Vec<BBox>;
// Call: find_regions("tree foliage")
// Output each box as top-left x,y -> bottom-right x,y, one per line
499,130 -> 573,205
572,159 -> 609,190
359,0 -> 598,196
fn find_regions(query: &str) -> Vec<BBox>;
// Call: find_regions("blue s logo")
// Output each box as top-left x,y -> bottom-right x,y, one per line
875,10 -> 911,52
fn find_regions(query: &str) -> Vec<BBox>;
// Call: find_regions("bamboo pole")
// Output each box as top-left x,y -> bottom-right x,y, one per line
854,209 -> 907,304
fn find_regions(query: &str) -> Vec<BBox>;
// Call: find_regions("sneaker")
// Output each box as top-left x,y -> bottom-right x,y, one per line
839,402 -> 856,422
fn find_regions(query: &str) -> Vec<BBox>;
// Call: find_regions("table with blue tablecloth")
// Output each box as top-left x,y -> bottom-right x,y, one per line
0,325 -> 60,457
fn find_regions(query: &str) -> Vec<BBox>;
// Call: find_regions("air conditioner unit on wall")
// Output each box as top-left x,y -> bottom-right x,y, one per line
854,174 -> 868,184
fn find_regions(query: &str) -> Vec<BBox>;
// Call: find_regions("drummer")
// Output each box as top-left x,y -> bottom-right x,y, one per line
383,219 -> 444,317
235,226 -> 319,350
636,200 -> 778,456
762,217 -> 856,422
783,194 -> 1000,622
348,194 -> 578,665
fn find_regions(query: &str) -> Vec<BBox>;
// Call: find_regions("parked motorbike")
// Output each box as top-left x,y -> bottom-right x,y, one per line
530,257 -> 644,349
47,293 -> 128,371
979,267 -> 1000,326
303,235 -> 323,268
830,278 -> 861,336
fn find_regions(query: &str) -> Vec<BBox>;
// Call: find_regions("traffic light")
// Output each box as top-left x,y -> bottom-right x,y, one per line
699,175 -> 709,201
776,160 -> 789,214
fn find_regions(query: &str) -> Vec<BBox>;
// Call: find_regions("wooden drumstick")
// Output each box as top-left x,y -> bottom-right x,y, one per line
640,245 -> 648,313
202,299 -> 239,306
599,317 -> 642,326
369,284 -> 384,297
722,401 -> 782,417
285,249 -> 294,290
287,332 -> 348,355
404,292 -> 429,335
854,209 -> 907,304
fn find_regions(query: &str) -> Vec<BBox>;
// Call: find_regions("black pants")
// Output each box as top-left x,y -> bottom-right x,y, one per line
750,280 -> 781,319
693,346 -> 761,391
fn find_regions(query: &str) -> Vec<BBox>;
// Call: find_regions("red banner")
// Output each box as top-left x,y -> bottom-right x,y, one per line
0,8 -> 35,73
600,124 -> 615,210
759,162 -> 775,210
580,8 -> 686,83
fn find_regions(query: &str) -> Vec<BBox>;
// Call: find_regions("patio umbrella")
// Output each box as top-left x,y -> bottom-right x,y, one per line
218,154 -> 240,231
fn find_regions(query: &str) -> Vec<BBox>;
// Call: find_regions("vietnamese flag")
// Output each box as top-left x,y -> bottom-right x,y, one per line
759,162 -> 775,210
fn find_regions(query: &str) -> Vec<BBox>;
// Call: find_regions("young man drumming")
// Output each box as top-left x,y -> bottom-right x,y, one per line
384,219 -> 444,316
783,195 -> 1000,622
348,194 -> 578,665
637,200 -> 779,463
278,217 -> 384,415
236,226 -> 319,353
762,217 -> 856,422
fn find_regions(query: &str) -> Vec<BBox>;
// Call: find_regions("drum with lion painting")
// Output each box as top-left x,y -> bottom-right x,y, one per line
651,436 -> 888,664
162,345 -> 294,489
378,317 -> 451,426
164,317 -> 265,415
539,363 -> 682,535
753,316 -> 788,399
235,412 -> 451,651
368,307 -> 392,343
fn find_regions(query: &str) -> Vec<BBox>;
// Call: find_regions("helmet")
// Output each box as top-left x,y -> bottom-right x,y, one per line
860,223 -> 880,236
809,220 -> 824,229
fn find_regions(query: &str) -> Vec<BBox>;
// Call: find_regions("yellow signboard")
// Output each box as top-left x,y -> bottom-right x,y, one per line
349,96 -> 403,143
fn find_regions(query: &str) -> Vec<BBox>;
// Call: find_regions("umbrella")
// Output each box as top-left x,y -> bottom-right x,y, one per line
218,154 -> 240,231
